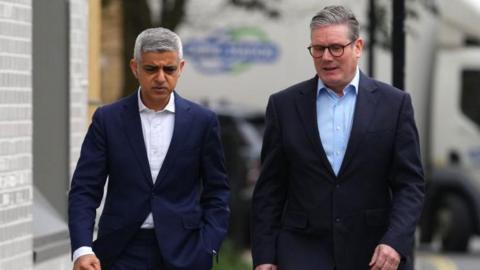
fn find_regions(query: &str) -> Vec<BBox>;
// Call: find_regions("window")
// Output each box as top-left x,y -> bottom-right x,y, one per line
461,70 -> 480,127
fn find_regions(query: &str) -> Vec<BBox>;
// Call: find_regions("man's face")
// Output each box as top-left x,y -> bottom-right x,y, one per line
310,24 -> 363,94
130,51 -> 185,111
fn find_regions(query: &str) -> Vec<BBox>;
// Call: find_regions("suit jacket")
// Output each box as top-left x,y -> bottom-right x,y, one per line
68,91 -> 230,270
252,73 -> 424,270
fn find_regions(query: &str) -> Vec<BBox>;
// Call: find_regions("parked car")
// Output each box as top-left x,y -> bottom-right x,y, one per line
209,102 -> 264,249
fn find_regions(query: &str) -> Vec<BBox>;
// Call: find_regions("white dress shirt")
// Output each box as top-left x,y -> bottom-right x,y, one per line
73,90 -> 175,262
139,90 -> 175,228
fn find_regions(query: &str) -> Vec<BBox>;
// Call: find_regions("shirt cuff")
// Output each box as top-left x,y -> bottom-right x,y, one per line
72,246 -> 95,262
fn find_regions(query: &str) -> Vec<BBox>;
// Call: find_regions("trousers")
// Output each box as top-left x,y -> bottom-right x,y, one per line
110,229 -> 165,270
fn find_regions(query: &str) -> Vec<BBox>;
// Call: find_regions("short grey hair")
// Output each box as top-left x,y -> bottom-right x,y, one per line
310,5 -> 359,41
133,27 -> 183,62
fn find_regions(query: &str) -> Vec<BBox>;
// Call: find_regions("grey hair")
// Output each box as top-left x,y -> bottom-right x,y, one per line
133,27 -> 183,62
310,5 -> 359,41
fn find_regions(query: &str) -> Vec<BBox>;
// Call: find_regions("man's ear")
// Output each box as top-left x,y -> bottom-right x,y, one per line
354,38 -> 364,58
178,59 -> 186,77
129,58 -> 138,78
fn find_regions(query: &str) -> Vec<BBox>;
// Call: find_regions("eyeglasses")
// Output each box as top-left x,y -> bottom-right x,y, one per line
307,40 -> 355,58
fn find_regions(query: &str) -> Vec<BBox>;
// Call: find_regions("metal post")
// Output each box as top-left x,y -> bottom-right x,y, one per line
368,0 -> 376,77
392,0 -> 406,90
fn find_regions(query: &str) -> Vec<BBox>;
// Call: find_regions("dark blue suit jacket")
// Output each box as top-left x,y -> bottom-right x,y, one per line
252,73 -> 424,270
68,92 -> 230,270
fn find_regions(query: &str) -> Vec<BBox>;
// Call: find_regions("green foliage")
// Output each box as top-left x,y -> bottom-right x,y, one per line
229,0 -> 280,19
212,240 -> 251,270
101,0 -> 112,8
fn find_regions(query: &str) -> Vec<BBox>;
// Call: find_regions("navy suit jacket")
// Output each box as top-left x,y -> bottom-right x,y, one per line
252,73 -> 424,270
68,91 -> 230,270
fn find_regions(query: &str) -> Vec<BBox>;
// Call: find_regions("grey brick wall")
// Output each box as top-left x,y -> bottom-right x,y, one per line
0,0 -> 33,269
0,0 -> 89,268
69,0 -> 88,177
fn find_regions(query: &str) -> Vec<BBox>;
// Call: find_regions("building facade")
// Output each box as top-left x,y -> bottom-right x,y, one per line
0,0 -> 92,269
0,0 -> 33,269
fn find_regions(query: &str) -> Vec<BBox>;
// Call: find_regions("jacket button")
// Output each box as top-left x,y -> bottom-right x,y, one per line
335,217 -> 341,223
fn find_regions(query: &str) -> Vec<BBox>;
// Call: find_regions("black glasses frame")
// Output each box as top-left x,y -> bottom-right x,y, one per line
307,40 -> 355,58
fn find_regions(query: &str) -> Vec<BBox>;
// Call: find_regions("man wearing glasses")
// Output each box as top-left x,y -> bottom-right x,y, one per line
251,5 -> 424,270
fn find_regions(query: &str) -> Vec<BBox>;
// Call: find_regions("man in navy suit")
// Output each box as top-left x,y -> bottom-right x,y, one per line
252,5 -> 424,270
69,27 -> 230,270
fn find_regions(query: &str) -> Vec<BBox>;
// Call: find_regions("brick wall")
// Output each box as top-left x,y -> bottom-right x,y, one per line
0,0 -> 89,268
0,0 -> 33,269
69,0 -> 88,178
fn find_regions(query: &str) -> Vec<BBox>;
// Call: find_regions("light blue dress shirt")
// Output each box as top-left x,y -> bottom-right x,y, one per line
316,68 -> 359,175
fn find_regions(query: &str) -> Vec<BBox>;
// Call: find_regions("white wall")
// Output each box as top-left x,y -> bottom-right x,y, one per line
0,0 -> 89,268
0,0 -> 33,269
69,0 -> 89,178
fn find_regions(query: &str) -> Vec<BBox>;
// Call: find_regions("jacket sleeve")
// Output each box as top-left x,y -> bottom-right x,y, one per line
68,107 -> 108,253
199,112 -> 231,253
381,93 -> 425,257
251,96 -> 289,267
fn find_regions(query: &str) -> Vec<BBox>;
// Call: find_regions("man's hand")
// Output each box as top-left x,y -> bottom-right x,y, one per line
369,244 -> 401,270
73,254 -> 101,270
255,264 -> 278,270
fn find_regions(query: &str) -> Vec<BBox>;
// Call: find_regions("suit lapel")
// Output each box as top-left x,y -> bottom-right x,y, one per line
337,73 -> 379,177
122,93 -> 153,186
295,76 -> 336,178
154,92 -> 192,186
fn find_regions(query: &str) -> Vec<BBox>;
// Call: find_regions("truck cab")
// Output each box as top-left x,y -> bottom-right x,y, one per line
419,48 -> 480,251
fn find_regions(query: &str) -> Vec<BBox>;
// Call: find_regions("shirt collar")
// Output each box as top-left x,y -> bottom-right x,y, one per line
138,88 -> 176,113
317,66 -> 360,97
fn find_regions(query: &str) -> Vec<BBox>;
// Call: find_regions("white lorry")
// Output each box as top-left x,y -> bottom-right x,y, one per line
176,0 -> 480,252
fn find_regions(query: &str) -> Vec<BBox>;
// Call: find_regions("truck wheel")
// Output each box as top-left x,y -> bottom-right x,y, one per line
436,195 -> 472,252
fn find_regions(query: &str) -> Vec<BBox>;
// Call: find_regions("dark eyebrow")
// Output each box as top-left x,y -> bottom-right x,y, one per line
143,64 -> 158,70
142,64 -> 178,73
163,64 -> 177,69
312,43 -> 343,47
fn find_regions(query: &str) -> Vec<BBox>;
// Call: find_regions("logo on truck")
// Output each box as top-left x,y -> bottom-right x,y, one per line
183,27 -> 280,74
